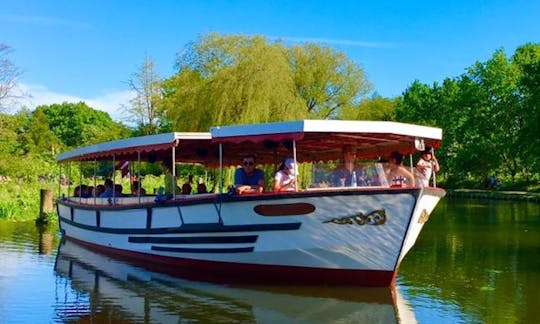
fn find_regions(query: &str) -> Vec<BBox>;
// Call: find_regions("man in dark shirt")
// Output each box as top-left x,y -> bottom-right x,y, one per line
234,154 -> 265,194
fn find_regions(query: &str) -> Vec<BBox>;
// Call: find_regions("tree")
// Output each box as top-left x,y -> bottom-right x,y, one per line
163,33 -> 307,131
39,102 -> 131,148
289,43 -> 372,119
161,33 -> 372,130
126,55 -> 164,135
0,44 -> 22,112
340,95 -> 397,121
22,109 -> 61,155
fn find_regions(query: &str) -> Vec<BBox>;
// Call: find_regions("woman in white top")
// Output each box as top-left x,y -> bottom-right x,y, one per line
415,147 -> 440,187
273,158 -> 298,192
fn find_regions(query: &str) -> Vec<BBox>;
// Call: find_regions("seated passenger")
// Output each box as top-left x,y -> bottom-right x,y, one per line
99,179 -> 114,198
386,151 -> 415,187
273,158 -> 298,192
114,184 -> 125,197
197,183 -> 207,194
333,145 -> 365,187
131,180 -> 146,196
234,154 -> 265,194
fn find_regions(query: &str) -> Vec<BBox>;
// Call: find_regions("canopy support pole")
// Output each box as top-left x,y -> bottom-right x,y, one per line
293,140 -> 298,191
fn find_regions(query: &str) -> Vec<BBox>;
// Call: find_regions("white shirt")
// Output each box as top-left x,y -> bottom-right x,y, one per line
274,170 -> 296,191
415,158 -> 434,187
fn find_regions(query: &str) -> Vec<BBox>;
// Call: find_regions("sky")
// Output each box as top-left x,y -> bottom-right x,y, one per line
1,0 -> 539,122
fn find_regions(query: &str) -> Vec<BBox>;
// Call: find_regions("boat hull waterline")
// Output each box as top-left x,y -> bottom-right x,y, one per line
57,187 -> 445,286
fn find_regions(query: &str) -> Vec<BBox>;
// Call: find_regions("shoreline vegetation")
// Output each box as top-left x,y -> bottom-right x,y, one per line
446,189 -> 540,203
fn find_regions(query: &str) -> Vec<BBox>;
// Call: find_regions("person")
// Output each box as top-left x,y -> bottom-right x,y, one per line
197,182 -> 208,194
333,145 -> 365,187
414,147 -> 440,187
162,160 -> 178,197
181,174 -> 193,195
94,184 -> 105,197
234,154 -> 265,194
99,179 -> 114,198
114,184 -> 124,197
273,158 -> 298,192
386,151 -> 415,187
131,180 -> 146,196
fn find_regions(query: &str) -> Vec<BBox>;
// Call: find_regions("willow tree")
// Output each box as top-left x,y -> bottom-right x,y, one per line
161,33 -> 372,130
289,43 -> 372,119
162,33 -> 307,131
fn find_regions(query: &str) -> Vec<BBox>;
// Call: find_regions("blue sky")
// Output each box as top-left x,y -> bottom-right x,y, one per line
2,0 -> 539,121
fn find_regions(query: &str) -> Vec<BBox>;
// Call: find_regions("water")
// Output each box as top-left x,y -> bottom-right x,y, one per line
1,199 -> 539,323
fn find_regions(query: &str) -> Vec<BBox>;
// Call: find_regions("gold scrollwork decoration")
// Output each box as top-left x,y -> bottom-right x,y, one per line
323,209 -> 386,226
418,209 -> 430,224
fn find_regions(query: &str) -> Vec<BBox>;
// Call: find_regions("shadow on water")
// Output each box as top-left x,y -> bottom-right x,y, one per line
54,238 -> 415,323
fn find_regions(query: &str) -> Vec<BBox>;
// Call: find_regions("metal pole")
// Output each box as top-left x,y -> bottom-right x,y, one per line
94,158 -> 97,204
112,155 -> 116,202
293,140 -> 298,191
219,143 -> 223,194
171,146 -> 176,198
79,161 -> 82,204
138,151 -> 141,204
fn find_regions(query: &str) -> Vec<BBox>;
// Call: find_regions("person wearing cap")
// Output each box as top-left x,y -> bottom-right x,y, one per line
273,158 -> 298,192
414,147 -> 439,187
234,154 -> 265,194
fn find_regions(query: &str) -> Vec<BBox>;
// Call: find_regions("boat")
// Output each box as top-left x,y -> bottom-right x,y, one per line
54,238 -> 417,323
56,119 -> 445,286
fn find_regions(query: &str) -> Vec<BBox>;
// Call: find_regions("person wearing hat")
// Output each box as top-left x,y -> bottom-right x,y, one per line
273,158 -> 298,192
414,147 -> 439,187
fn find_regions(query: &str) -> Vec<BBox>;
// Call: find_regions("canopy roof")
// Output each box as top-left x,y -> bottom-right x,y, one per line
57,132 -> 213,163
212,120 -> 442,165
57,120 -> 442,167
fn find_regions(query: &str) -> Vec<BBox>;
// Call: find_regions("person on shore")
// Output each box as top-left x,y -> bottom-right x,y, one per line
414,147 -> 440,187
234,154 -> 265,194
273,158 -> 298,192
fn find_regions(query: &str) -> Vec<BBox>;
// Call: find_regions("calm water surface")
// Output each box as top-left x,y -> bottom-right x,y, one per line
0,199 -> 538,323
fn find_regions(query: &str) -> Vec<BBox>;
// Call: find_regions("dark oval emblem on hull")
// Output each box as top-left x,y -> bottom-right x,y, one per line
254,203 -> 316,216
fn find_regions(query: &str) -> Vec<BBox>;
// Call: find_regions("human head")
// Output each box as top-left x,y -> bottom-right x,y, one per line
241,154 -> 256,171
104,178 -> 113,189
390,151 -> 404,165
342,145 -> 356,163
284,158 -> 297,176
421,146 -> 433,160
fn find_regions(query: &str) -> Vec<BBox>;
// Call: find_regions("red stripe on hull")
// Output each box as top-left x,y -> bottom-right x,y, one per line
66,236 -> 396,286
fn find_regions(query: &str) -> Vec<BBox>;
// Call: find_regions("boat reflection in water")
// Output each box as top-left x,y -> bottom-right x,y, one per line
54,238 -> 417,323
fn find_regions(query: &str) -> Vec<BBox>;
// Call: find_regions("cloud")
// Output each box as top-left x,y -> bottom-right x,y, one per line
16,83 -> 135,122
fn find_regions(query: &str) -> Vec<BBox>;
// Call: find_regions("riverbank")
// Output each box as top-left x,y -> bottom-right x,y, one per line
446,189 -> 540,202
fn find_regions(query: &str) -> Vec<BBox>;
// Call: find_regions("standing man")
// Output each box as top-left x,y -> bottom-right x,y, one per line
234,154 -> 265,194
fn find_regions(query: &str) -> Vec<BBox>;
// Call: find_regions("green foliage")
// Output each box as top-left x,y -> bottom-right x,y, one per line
289,43 -> 372,119
340,95 -> 397,120
39,102 -> 131,148
397,43 -> 540,187
162,33 -> 371,130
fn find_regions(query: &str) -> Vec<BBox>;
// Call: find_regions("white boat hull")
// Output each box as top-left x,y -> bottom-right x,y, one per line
57,187 -> 445,286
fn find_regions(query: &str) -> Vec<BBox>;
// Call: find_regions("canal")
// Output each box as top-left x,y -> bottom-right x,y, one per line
1,199 -> 538,323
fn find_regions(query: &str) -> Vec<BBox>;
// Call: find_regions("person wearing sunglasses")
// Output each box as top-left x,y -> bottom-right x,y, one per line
234,154 -> 265,194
